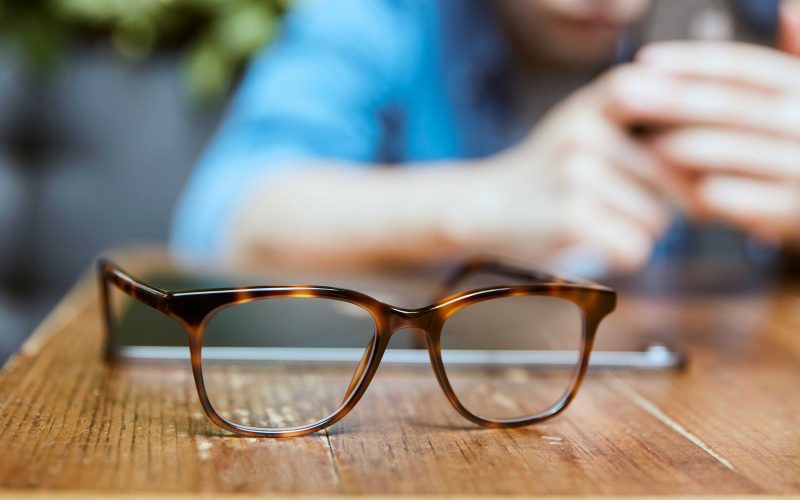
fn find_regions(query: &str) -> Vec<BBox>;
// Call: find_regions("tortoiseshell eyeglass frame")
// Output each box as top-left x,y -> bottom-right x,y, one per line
98,257 -> 616,438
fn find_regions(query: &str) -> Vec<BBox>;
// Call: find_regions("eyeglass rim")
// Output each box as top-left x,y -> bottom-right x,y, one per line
98,257 -> 616,437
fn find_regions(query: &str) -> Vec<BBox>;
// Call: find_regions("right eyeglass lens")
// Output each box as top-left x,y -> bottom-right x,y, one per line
201,296 -> 377,430
440,295 -> 584,421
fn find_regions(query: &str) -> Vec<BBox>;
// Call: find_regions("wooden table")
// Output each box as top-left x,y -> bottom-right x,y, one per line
1,251 -> 799,497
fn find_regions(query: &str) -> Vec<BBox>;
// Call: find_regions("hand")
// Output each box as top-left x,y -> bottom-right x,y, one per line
445,65 -> 698,273
608,40 -> 800,243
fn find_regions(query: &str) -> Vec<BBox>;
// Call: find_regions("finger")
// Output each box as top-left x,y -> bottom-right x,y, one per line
601,64 -> 669,128
568,72 -> 678,188
560,106 -> 702,217
608,72 -> 800,141
697,175 -> 800,240
575,120 -> 666,187
653,127 -> 800,182
637,41 -> 800,93
561,149 -> 670,238
567,82 -> 663,185
560,194 -> 656,273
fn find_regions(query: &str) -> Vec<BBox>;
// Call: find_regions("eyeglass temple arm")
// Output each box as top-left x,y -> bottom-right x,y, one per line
98,259 -> 171,360
430,258 -> 564,301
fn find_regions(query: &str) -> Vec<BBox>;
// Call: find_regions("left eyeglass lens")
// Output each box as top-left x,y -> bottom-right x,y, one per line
106,282 -> 186,350
201,297 -> 377,430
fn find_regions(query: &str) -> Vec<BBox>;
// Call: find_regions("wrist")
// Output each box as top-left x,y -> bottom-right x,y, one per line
435,159 -> 524,255
434,152 -> 564,262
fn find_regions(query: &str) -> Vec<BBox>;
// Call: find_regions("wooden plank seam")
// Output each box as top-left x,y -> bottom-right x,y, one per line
608,377 -> 736,472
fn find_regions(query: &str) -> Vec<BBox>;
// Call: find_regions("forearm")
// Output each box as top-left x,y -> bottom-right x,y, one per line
228,158 -> 508,269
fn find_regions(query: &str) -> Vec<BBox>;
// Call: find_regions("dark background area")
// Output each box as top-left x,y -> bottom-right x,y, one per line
0,45 -> 220,360
2,0 -> 799,362
0,0 -> 288,361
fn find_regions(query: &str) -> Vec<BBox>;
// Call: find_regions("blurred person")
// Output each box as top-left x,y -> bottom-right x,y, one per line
172,0 -> 800,274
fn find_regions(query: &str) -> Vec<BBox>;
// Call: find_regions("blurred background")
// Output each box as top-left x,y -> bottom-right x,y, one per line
1,0 -> 799,364
0,0 -> 288,360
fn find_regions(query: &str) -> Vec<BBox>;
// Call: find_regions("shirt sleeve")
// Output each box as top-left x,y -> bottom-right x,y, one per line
170,0 -> 430,260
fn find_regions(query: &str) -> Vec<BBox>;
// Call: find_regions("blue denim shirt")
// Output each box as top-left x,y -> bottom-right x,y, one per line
170,0 -> 523,258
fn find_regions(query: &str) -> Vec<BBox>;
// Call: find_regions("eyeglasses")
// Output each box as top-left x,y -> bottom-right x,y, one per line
99,258 -> 616,437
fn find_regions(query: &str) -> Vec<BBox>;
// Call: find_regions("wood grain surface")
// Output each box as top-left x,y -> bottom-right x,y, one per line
0,250 -> 798,497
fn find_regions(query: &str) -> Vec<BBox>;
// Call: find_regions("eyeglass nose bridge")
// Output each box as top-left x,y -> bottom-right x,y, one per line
385,306 -> 439,335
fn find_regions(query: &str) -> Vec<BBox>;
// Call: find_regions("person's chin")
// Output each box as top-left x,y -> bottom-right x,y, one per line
548,18 -> 621,61
544,48 -> 616,69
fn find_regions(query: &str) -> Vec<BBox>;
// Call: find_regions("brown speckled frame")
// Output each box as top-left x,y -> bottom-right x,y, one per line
98,257 -> 616,438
